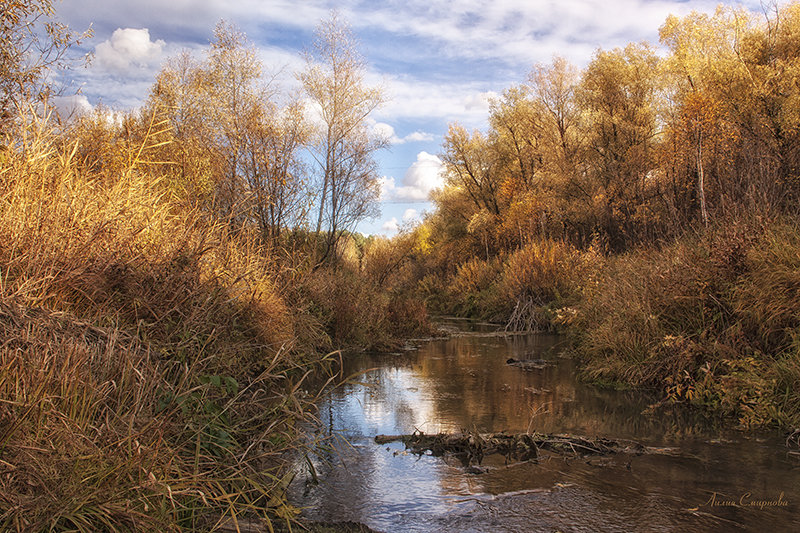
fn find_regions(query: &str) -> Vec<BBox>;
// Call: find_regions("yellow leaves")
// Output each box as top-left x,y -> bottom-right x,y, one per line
412,223 -> 433,255
659,6 -> 748,73
681,91 -> 720,129
466,209 -> 496,235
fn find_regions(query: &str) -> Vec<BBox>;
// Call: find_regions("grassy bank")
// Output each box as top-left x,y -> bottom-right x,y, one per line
0,112 -> 428,530
570,219 -> 800,429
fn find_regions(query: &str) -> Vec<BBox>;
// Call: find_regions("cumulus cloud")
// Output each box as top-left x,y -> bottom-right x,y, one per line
373,122 -> 401,144
55,0 -> 738,132
94,28 -> 166,73
464,91 -> 499,111
403,131 -> 435,143
380,151 -> 445,202
382,217 -> 399,233
378,176 -> 397,201
372,122 -> 436,145
402,208 -> 419,222
52,94 -> 93,118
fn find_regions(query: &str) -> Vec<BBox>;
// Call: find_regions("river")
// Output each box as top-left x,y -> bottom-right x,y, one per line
289,318 -> 800,532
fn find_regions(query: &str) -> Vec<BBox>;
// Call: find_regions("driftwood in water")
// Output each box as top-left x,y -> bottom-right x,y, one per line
506,357 -> 552,370
375,431 -> 646,465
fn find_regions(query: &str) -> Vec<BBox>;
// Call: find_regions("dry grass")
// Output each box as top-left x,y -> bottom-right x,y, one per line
432,239 -> 588,330
298,265 -> 431,350
573,219 -> 800,428
0,109 -> 332,530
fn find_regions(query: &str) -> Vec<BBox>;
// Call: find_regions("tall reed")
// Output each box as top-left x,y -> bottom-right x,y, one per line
0,108 -> 326,530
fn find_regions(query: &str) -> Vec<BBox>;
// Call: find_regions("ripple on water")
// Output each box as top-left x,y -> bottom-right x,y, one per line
290,326 -> 800,532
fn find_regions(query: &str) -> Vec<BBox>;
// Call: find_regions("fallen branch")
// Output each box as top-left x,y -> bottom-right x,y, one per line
375,431 -> 648,465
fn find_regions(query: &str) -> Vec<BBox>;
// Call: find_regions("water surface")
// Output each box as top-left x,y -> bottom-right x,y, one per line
290,319 -> 800,532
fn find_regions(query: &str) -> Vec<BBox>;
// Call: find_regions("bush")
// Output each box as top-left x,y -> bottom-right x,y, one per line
298,265 -> 432,350
445,256 -> 503,318
572,219 -> 800,428
496,239 -> 588,331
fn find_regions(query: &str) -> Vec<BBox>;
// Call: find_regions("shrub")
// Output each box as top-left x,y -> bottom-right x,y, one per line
298,265 -> 431,350
572,219 -> 800,428
497,239 -> 584,331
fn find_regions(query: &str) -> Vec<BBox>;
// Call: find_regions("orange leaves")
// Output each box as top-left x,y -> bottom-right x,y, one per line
681,91 -> 720,133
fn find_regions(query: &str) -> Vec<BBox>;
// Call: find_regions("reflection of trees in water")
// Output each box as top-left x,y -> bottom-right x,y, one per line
405,333 -> 732,443
409,334 -> 577,434
297,332 -> 800,532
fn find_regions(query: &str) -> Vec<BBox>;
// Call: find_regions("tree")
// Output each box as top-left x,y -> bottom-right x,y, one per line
441,124 -> 502,216
528,56 -> 582,174
489,87 -> 544,196
148,51 -> 221,205
241,101 -> 309,246
204,21 -> 266,218
299,12 -> 386,264
146,22 -> 310,246
0,0 -> 90,133
578,43 -> 663,247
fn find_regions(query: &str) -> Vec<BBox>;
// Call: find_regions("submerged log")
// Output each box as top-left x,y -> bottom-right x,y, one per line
506,357 -> 552,370
375,431 -> 647,465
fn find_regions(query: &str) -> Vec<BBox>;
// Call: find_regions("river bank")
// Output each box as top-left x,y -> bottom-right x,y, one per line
0,119 -> 430,531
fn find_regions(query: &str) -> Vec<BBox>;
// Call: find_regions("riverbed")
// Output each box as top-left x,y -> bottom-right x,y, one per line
289,319 -> 800,532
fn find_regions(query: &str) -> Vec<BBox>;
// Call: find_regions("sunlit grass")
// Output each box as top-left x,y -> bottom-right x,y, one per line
0,107 -> 333,530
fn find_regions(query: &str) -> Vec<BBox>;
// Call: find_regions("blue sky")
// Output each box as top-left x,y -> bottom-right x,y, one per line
53,0 -> 762,235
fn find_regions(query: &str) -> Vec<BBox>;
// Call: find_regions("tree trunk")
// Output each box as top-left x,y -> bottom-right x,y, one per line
697,130 -> 708,227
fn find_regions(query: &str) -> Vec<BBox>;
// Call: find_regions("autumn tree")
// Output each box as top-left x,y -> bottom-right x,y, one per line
148,52 -> 221,205
529,57 -> 583,175
441,124 -> 502,216
202,21 -> 266,218
0,0 -> 90,134
241,101 -> 309,245
299,12 -> 386,264
660,4 -> 800,215
487,91 -> 547,244
145,23 -> 309,245
578,43 -> 663,248
725,3 -> 800,208
659,8 -> 745,224
489,87 -> 544,196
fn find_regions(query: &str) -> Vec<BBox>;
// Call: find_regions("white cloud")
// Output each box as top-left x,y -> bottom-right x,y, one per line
402,208 -> 419,222
382,217 -> 399,233
464,91 -> 499,111
372,121 -> 436,145
373,122 -> 402,144
94,28 -> 165,73
56,0 -> 763,145
378,176 -> 396,201
381,151 -> 445,202
52,94 -> 93,118
352,0 -> 720,67
377,76 -> 505,127
403,131 -> 435,143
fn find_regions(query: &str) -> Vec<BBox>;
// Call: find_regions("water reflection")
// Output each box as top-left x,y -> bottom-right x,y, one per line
291,326 -> 800,532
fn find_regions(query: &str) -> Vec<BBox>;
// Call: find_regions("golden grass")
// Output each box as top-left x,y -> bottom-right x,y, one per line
573,219 -> 800,428
0,108 -> 331,530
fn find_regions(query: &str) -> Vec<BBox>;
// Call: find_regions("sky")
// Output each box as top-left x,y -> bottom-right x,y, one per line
53,0 -> 763,236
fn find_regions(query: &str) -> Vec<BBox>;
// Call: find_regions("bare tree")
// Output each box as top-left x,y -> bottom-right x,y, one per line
241,100 -> 310,245
299,12 -> 386,264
